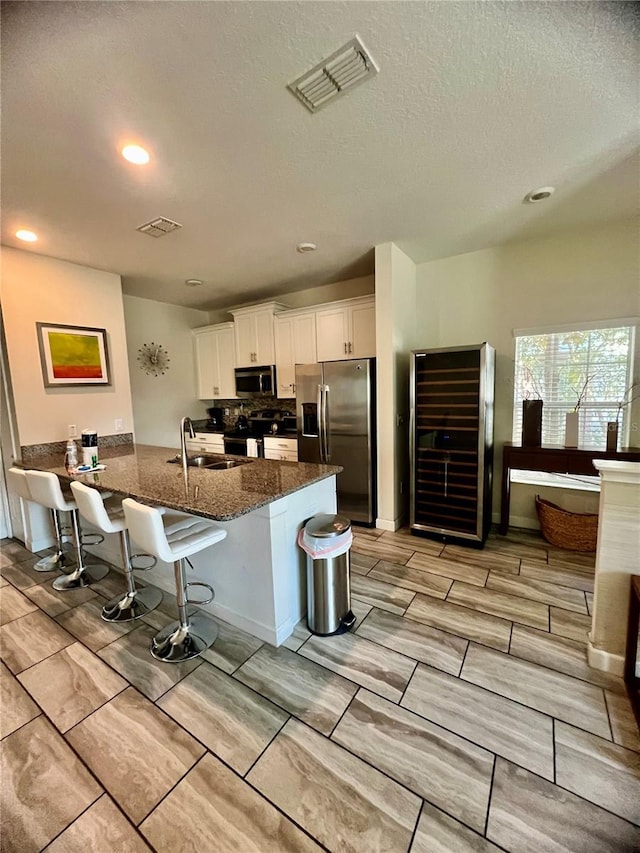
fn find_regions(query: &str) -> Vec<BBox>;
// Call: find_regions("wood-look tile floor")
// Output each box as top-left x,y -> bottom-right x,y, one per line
2,530 -> 639,852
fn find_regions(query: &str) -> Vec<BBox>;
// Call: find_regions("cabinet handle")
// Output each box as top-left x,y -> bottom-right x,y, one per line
348,342 -> 353,354
213,386 -> 219,395
344,342 -> 348,354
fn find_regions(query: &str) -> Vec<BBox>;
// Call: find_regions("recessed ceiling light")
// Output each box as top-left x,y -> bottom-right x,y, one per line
525,186 -> 555,203
122,144 -> 150,165
16,229 -> 38,242
297,242 -> 317,253
185,279 -> 203,287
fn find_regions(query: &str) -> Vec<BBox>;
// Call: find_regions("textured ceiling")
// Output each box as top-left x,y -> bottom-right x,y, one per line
1,1 -> 638,310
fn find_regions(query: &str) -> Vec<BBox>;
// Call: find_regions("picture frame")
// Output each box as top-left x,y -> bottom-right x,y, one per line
36,322 -> 111,387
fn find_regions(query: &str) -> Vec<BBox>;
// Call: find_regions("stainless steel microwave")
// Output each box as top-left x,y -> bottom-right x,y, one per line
234,365 -> 276,398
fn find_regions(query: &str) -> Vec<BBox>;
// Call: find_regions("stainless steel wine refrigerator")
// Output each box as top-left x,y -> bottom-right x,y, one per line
410,343 -> 495,545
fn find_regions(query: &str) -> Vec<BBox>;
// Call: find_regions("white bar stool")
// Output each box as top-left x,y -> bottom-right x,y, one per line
25,471 -> 108,591
70,481 -> 163,622
7,467 -> 71,572
123,498 -> 227,663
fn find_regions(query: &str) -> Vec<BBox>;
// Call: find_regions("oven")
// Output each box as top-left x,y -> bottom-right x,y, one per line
223,435 -> 248,456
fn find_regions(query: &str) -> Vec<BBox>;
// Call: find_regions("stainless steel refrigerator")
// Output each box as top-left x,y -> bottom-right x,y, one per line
296,358 -> 376,525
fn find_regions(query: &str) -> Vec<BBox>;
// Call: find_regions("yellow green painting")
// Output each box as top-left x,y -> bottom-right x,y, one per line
49,331 -> 103,379
37,323 -> 110,386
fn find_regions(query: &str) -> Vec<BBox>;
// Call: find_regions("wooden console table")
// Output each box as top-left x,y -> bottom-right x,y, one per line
499,443 -> 640,535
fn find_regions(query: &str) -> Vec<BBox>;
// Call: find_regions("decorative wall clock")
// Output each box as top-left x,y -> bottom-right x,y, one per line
137,342 -> 170,376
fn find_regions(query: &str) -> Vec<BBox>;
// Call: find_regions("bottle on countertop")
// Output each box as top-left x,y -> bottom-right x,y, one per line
64,438 -> 79,472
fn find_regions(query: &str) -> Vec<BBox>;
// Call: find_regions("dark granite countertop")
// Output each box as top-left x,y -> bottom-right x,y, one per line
18,444 -> 341,522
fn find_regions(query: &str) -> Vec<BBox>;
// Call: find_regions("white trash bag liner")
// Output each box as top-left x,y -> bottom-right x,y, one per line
297,526 -> 353,559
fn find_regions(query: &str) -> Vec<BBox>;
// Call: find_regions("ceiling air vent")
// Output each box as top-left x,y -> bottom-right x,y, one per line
288,36 -> 379,113
136,217 -> 182,238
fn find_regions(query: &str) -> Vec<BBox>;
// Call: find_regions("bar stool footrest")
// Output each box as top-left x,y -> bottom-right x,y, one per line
130,553 -> 157,572
80,532 -> 105,546
186,581 -> 214,606
150,614 -> 218,663
101,585 -> 163,622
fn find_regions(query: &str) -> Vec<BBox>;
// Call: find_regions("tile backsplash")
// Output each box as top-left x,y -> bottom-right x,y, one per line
210,397 -> 296,429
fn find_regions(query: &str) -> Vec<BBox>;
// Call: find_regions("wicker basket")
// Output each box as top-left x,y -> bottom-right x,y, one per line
535,495 -> 598,552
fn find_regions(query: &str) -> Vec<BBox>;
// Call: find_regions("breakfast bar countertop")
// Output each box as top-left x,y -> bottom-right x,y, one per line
18,443 -> 341,521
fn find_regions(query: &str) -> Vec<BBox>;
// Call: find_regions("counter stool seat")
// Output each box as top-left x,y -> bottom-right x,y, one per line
70,481 -> 162,622
123,499 -> 226,663
25,471 -> 108,590
7,467 -> 71,572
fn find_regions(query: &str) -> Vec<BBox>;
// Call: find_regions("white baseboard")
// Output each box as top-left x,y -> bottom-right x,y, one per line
491,512 -> 539,531
587,641 -> 625,676
375,517 -> 397,532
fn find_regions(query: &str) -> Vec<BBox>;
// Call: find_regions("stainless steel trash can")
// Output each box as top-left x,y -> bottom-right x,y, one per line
302,514 -> 356,636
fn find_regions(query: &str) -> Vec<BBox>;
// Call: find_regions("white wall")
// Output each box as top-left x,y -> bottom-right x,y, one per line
414,216 -> 640,527
375,244 -> 418,529
123,295 -> 211,447
207,274 -> 375,324
1,248 -> 134,447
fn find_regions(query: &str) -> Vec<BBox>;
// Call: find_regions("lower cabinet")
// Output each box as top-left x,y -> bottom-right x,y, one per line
186,433 -> 224,455
263,436 -> 298,461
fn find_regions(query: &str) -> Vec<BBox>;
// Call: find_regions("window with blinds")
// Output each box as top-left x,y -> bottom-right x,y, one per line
512,324 -> 636,449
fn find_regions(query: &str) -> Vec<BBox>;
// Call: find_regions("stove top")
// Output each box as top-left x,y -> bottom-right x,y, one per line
192,409 -> 297,438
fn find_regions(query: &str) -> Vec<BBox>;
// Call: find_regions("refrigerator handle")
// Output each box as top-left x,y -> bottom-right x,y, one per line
323,384 -> 331,462
317,384 -> 325,463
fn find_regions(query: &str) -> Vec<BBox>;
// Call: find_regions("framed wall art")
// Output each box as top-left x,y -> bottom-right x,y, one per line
36,322 -> 111,387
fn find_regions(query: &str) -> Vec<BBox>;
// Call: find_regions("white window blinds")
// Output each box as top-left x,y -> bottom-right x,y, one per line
512,324 -> 636,449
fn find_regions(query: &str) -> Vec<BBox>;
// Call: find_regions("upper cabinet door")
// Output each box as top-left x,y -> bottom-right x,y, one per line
275,312 -> 317,398
254,310 -> 276,364
350,300 -> 376,358
291,313 -> 317,365
193,329 -> 217,399
315,306 -> 350,362
231,302 -> 285,367
193,323 -> 237,399
274,317 -> 295,397
215,324 -> 237,398
234,314 -> 255,367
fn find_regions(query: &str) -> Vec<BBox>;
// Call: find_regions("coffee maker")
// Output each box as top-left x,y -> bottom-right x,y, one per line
206,407 -> 224,429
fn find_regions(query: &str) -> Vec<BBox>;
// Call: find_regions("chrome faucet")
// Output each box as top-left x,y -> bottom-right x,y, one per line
180,416 -> 196,477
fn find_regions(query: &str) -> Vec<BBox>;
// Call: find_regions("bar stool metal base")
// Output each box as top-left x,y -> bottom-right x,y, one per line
101,585 -> 163,622
35,551 -> 69,572
150,614 -> 218,663
52,562 -> 109,591
34,509 -> 72,572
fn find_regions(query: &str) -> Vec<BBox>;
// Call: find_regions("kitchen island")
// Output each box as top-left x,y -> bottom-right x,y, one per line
20,443 -> 341,645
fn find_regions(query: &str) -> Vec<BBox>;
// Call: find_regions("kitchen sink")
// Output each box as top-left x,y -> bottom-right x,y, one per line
206,460 -> 246,469
167,454 -> 253,469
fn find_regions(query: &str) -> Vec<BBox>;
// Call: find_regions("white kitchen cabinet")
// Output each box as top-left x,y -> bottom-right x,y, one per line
186,433 -> 224,454
315,296 -> 375,362
263,435 -> 298,461
274,311 -> 317,398
192,322 -> 236,400
231,302 -> 287,367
